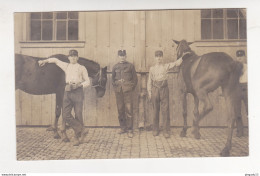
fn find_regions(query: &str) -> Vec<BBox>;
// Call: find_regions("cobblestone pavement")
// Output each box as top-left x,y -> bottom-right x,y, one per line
16,127 -> 248,160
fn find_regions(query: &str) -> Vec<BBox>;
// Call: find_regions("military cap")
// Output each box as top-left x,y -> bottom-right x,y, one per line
118,50 -> 126,56
155,50 -> 163,57
236,50 -> 245,57
69,49 -> 78,57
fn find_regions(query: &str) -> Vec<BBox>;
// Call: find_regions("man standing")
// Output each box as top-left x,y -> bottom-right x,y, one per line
236,49 -> 248,136
112,50 -> 138,138
147,50 -> 183,138
38,49 -> 89,146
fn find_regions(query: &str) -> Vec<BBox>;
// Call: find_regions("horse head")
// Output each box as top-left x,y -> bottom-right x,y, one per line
173,40 -> 193,60
91,66 -> 107,97
77,57 -> 108,98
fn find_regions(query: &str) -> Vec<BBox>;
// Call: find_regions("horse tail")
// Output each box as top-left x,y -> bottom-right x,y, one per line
228,60 -> 243,94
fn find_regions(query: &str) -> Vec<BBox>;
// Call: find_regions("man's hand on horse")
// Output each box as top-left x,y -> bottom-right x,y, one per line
176,58 -> 183,66
38,60 -> 47,67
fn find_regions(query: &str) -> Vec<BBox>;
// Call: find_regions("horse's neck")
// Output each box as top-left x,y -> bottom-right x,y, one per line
78,58 -> 100,78
182,51 -> 197,61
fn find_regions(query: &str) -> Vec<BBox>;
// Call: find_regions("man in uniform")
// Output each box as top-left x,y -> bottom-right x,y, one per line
38,49 -> 89,146
112,50 -> 138,138
236,49 -> 248,136
147,50 -> 183,138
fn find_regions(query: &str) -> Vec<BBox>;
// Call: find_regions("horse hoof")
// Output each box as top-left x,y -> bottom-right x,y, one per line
191,129 -> 200,139
62,138 -> 70,143
220,148 -> 230,157
194,133 -> 201,139
46,126 -> 56,131
180,130 -> 186,137
53,133 -> 61,139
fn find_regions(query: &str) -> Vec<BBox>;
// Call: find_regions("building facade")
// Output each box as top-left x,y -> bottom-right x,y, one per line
15,9 -> 247,127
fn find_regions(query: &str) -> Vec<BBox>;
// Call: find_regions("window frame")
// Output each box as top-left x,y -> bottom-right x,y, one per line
201,9 -> 247,41
29,11 -> 79,41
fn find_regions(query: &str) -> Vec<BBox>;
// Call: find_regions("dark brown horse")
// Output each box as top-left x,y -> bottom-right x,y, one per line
15,54 -> 107,141
173,40 -> 243,156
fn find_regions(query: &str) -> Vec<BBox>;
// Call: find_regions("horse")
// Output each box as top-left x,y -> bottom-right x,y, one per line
173,40 -> 243,156
15,54 -> 108,141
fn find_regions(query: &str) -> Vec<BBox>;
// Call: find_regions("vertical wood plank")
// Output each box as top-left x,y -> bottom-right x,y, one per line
20,91 -> 32,125
15,90 -> 22,126
183,10 -> 195,42
146,10 -> 161,47
173,10 -> 184,41
110,11 -> 123,47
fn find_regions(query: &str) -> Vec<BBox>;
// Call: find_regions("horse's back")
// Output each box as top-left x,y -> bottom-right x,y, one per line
15,54 -> 65,94
192,52 -> 237,92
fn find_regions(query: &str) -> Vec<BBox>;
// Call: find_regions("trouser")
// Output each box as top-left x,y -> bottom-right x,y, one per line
62,87 -> 84,137
115,88 -> 133,131
151,83 -> 170,133
237,83 -> 248,117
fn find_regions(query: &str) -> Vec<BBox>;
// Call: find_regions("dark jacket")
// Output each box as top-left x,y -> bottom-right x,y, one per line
112,61 -> 138,92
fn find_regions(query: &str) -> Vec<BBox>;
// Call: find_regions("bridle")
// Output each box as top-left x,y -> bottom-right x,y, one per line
92,68 -> 106,89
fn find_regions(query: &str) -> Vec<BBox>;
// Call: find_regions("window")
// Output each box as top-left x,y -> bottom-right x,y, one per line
30,12 -> 79,41
201,9 -> 246,40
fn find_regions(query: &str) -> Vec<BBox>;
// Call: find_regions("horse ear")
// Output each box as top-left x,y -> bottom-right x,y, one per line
188,42 -> 193,45
173,40 -> 180,45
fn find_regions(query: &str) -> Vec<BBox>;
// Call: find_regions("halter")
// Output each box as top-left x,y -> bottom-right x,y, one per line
92,68 -> 105,89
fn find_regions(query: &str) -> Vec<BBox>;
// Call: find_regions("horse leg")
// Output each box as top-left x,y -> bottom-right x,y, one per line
180,92 -> 188,137
192,90 -> 213,139
220,83 -> 242,157
191,95 -> 200,139
235,96 -> 244,138
220,93 -> 237,156
60,90 -> 70,143
61,117 -> 70,142
53,92 -> 64,139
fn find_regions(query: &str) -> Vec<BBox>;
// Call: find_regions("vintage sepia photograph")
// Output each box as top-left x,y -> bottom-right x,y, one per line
14,8 -> 248,161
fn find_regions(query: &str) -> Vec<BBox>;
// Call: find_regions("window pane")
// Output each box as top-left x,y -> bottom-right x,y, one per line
213,9 -> 223,18
227,19 -> 238,39
227,9 -> 238,18
213,19 -> 223,39
68,12 -> 78,19
201,9 -> 211,18
31,21 -> 41,40
239,19 -> 247,39
68,20 -> 78,40
239,9 -> 246,18
42,21 -> 53,40
57,21 -> 67,40
201,19 -> 211,39
31,12 -> 41,19
57,12 -> 67,19
42,12 -> 53,19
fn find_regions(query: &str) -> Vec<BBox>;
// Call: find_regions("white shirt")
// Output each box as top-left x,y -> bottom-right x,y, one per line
47,58 -> 90,88
147,58 -> 183,97
240,63 -> 247,83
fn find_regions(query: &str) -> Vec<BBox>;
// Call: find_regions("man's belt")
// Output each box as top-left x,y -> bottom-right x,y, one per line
65,82 -> 82,92
116,79 -> 125,83
152,80 -> 168,88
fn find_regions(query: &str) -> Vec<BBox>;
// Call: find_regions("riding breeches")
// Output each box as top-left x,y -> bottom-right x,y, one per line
62,87 -> 84,137
115,88 -> 134,131
151,82 -> 170,133
238,83 -> 248,117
